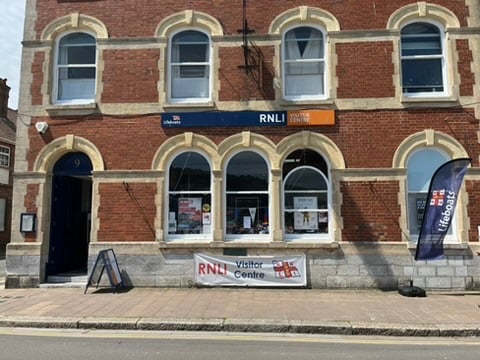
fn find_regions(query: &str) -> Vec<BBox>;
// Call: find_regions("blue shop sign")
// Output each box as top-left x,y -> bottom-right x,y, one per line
161,111 -> 287,128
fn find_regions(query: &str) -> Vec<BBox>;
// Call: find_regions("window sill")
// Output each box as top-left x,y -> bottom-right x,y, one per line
401,96 -> 459,108
45,102 -> 98,116
407,241 -> 470,256
159,240 -> 339,249
279,98 -> 335,108
164,101 -> 215,110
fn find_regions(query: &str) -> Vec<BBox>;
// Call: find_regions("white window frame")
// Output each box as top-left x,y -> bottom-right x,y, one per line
400,20 -> 448,98
0,146 -> 10,168
282,25 -> 327,101
224,150 -> 271,242
53,31 -> 97,105
165,151 -> 213,242
406,148 -> 458,244
283,166 -> 330,242
168,29 -> 212,104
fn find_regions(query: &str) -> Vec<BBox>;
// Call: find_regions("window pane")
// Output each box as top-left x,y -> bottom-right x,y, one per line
284,193 -> 328,234
284,168 -> 327,191
283,150 -> 328,177
285,27 -> 323,60
59,67 -> 96,80
227,152 -> 268,191
407,149 -> 447,192
401,23 -> 441,56
402,59 -> 443,93
226,194 -> 269,234
401,36 -> 441,56
173,44 -> 208,63
173,65 -> 208,79
169,152 -> 210,191
59,34 -> 96,65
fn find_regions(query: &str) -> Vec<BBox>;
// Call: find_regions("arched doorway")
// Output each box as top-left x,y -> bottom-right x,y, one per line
46,152 -> 93,277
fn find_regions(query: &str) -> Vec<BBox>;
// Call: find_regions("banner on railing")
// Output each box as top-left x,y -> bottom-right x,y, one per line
194,253 -> 307,287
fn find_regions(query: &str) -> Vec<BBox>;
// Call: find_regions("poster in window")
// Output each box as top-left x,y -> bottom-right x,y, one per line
416,197 -> 426,228
178,197 -> 202,231
294,197 -> 318,230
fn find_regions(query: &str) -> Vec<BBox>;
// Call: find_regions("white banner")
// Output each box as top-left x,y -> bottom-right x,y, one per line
194,253 -> 306,287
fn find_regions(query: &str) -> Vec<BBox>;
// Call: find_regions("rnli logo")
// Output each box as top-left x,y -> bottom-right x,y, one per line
430,189 -> 445,206
273,260 -> 301,279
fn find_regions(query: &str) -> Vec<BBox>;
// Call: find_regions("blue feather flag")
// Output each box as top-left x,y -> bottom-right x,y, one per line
415,158 -> 471,260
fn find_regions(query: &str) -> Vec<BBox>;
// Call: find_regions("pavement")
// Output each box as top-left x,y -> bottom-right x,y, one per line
0,274 -> 479,337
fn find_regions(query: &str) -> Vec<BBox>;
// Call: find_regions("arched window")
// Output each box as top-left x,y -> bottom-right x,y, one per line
167,152 -> 212,239
283,26 -> 326,100
400,22 -> 446,96
225,151 -> 269,238
169,30 -> 211,102
55,32 -> 96,103
283,149 -> 329,239
407,148 -> 451,237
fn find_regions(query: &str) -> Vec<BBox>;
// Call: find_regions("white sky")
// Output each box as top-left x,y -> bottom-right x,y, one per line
0,0 -> 26,110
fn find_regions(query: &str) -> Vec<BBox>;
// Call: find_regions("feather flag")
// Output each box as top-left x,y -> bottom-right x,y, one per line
415,158 -> 471,260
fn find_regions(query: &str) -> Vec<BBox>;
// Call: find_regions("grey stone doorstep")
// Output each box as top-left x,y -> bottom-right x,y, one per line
0,316 -> 479,337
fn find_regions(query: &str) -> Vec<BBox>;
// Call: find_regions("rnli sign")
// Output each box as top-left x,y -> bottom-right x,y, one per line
161,110 -> 334,128
194,253 -> 306,287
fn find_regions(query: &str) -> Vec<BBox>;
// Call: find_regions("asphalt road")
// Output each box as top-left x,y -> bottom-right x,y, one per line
0,328 -> 479,360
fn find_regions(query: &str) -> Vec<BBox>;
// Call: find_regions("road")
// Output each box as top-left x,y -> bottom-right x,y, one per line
0,328 -> 479,359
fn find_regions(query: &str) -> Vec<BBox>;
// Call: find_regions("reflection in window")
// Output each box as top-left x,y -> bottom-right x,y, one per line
168,152 -> 211,237
283,26 -> 325,99
226,151 -> 269,236
401,22 -> 445,95
407,148 -> 449,236
283,150 -> 329,237
56,33 -> 96,102
170,30 -> 210,101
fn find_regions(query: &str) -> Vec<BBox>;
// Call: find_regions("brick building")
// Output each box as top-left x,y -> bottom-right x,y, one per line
6,0 -> 480,289
0,79 -> 16,255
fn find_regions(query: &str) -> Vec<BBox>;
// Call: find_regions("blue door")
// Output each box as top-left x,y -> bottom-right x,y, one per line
47,152 -> 92,276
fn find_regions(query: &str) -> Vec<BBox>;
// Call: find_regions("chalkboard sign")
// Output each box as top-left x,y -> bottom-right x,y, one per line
84,249 -> 123,294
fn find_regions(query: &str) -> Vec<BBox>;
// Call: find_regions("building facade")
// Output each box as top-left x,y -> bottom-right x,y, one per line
0,79 -> 16,255
6,0 -> 480,289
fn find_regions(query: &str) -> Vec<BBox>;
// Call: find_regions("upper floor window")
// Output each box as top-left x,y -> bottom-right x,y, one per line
283,26 -> 326,100
0,146 -> 10,168
167,151 -> 212,240
401,22 -> 446,96
225,151 -> 269,239
169,30 -> 211,102
55,32 -> 96,103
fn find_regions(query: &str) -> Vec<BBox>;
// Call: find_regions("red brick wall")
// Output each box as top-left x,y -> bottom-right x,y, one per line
341,181 -> 402,242
31,52 -> 45,106
28,2 -> 474,104
336,42 -> 395,99
457,39 -> 474,97
34,1 -> 470,38
28,116 -> 168,171
27,108 -> 480,172
97,182 -> 157,242
101,49 -> 160,103
218,46 -> 275,102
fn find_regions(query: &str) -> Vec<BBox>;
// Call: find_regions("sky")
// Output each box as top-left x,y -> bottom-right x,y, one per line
0,0 -> 26,110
